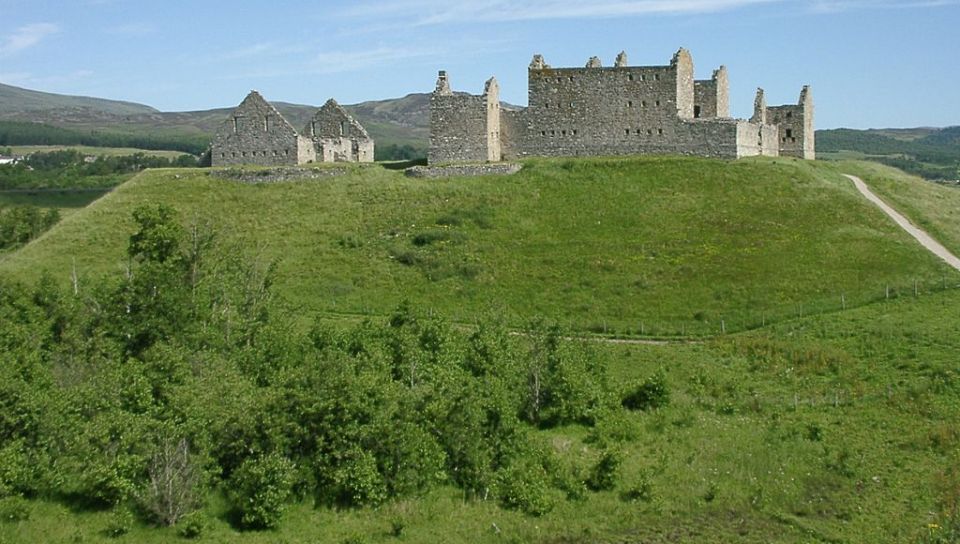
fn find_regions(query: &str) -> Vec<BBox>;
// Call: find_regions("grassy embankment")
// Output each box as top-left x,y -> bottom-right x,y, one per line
2,156 -> 958,337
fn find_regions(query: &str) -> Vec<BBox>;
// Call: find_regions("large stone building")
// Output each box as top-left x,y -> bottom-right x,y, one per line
429,48 -> 814,165
211,91 -> 374,167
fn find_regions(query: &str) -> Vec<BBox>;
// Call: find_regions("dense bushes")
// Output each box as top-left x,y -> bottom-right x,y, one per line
0,205 -> 59,251
0,204 -> 628,530
0,121 -> 209,155
0,149 -> 199,190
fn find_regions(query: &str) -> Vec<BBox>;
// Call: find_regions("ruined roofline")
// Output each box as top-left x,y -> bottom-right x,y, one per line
238,90 -> 299,133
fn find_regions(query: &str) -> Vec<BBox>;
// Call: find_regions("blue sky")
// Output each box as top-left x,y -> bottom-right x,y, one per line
1,0 -> 958,128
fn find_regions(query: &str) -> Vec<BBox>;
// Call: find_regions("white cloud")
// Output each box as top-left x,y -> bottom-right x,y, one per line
341,0 -> 780,25
0,69 -> 94,88
0,23 -> 60,57
808,0 -> 960,12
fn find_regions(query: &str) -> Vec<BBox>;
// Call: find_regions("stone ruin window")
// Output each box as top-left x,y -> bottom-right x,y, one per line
220,153 -> 225,158
233,117 -> 239,134
654,74 -> 660,81
570,102 -> 575,108
625,129 -> 630,135
550,130 -> 556,136
544,103 -> 549,109
572,130 -> 578,135
541,130 -> 547,136
556,77 -> 562,83
628,74 -> 634,81
273,150 -> 278,156
628,101 -> 633,107
569,76 -> 575,82
231,152 -> 236,158
694,105 -> 701,118
562,130 -> 567,136
284,149 -> 289,155
635,129 -> 641,135
786,111 -> 793,118
264,116 -> 269,132
655,100 -> 661,107
647,129 -> 653,135
658,128 -> 664,135
640,74 -> 645,82
786,128 -> 793,139
339,122 -> 346,136
641,101 -> 647,107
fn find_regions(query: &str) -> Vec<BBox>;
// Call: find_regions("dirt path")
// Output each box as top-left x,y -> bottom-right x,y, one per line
845,174 -> 960,272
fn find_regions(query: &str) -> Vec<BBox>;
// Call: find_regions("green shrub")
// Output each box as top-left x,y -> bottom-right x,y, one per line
587,449 -> 621,492
621,472 -> 654,503
228,453 -> 296,530
105,506 -> 134,538
176,511 -> 207,539
622,370 -> 670,411
497,461 -> 556,516
332,449 -> 387,507
0,495 -> 30,523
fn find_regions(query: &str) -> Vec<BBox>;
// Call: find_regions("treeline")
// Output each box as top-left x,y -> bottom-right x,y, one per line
374,143 -> 427,162
0,204 -> 663,534
0,150 -> 199,190
0,121 -> 209,156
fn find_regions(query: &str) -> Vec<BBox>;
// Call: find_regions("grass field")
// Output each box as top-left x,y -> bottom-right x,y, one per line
1,157 -> 957,337
6,145 -> 192,159
828,160 -> 960,255
3,286 -> 957,543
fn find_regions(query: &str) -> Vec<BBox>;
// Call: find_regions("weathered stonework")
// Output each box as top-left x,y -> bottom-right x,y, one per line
303,99 -> 375,163
405,163 -> 521,178
211,91 -> 374,167
429,48 -> 813,164
210,91 -> 314,167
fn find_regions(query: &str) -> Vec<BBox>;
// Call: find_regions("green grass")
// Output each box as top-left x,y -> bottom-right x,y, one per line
828,160 -> 960,255
4,286 -> 958,543
1,156 -> 957,336
7,145 -> 192,158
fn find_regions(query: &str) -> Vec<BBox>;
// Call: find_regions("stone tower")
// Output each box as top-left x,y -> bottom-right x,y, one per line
429,71 -> 502,164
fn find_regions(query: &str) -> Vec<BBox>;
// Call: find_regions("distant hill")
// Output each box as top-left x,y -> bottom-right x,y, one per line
0,82 -> 429,156
817,126 -> 960,179
0,82 -> 158,117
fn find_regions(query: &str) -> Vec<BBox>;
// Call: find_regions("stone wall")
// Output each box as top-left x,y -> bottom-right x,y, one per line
429,48 -> 814,164
304,99 -> 375,162
211,91 -> 314,167
766,86 -> 815,159
694,66 -> 729,119
429,72 -> 499,164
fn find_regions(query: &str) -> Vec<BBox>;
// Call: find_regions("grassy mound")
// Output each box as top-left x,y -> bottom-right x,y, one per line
1,156 -> 956,336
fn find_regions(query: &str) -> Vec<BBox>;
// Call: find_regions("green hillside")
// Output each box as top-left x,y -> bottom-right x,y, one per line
2,156 -> 956,337
0,82 -> 158,116
817,127 -> 960,180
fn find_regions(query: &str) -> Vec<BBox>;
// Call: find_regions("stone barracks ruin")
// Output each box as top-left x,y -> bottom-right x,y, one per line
429,48 -> 814,165
211,91 -> 374,167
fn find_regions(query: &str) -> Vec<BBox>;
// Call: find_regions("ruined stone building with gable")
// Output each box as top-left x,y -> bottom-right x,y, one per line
429,48 -> 814,165
210,91 -> 374,167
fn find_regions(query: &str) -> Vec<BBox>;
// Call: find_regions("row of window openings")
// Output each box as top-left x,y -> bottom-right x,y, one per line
626,128 -> 665,136
543,99 -> 661,109
546,73 -> 661,83
233,117 -> 347,136
220,150 -> 290,158
540,129 -> 578,137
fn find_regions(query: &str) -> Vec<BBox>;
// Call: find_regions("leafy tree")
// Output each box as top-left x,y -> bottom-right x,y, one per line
228,453 -> 295,529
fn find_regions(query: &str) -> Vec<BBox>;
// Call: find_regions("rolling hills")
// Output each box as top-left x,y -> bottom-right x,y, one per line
2,156 -> 958,337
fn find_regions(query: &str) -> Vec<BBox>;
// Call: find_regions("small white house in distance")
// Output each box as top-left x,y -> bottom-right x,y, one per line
0,155 -> 19,165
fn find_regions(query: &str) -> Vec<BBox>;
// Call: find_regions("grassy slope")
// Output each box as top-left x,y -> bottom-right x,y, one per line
1,157 -> 957,336
5,286 -> 958,543
830,160 -> 960,255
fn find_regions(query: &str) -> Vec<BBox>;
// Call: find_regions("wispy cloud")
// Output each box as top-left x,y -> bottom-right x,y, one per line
0,23 -> 60,57
808,0 -> 960,12
219,45 -> 440,80
341,0 -> 779,25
